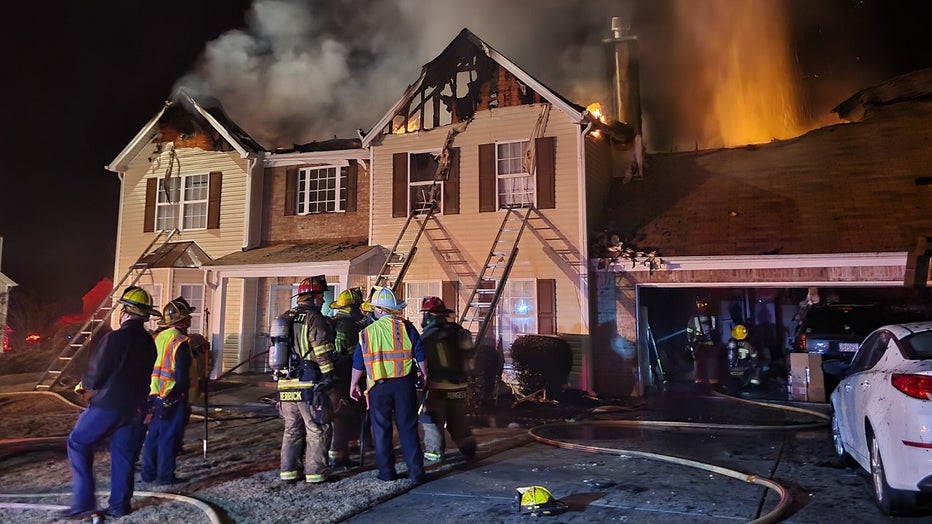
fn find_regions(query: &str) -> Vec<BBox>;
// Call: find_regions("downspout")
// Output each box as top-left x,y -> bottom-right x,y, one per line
241,152 -> 263,251
578,119 -> 594,396
113,172 -> 128,329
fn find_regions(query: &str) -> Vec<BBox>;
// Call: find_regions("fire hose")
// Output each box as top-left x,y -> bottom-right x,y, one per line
527,393 -> 829,524
0,491 -> 221,524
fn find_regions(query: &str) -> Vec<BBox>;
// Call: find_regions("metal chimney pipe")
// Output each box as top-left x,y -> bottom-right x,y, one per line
603,17 -> 641,137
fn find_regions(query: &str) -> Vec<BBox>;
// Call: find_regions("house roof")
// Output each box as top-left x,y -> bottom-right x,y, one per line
599,78 -> 932,258
0,272 -> 16,288
106,89 -> 264,173
134,241 -> 212,269
203,239 -> 376,267
833,66 -> 932,122
361,28 -> 588,148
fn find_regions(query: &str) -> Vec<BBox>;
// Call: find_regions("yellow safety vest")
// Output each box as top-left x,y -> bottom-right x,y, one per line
151,328 -> 188,398
360,315 -> 414,389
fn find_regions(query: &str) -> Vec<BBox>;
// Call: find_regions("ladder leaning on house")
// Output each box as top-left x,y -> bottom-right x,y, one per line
34,228 -> 179,391
372,123 -> 467,293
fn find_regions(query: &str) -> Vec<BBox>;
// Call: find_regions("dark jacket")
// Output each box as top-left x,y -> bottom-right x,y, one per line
83,316 -> 157,412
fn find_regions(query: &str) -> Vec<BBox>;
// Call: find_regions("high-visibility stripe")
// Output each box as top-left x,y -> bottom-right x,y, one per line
151,328 -> 188,397
360,316 -> 413,388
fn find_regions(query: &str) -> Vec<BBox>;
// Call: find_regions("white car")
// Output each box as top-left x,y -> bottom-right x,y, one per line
829,321 -> 932,515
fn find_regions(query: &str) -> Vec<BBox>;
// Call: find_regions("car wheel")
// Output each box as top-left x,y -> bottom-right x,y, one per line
868,430 -> 918,516
830,412 -> 853,465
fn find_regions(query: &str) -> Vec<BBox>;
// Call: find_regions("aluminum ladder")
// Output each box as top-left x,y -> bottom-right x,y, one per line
34,228 -> 179,391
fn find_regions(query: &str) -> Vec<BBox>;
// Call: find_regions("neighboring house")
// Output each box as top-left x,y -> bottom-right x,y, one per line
105,90 -> 264,373
594,67 -> 932,397
361,29 -> 636,392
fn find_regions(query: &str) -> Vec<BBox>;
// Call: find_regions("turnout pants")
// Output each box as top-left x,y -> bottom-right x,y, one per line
279,400 -> 331,481
421,387 -> 475,459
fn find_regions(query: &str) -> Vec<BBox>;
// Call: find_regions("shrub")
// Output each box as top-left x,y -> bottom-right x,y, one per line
510,335 -> 572,397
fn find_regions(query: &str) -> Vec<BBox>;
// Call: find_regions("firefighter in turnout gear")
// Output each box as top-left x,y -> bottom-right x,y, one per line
141,297 -> 194,486
327,287 -> 365,469
274,275 -> 337,484
349,287 -> 428,484
418,297 -> 477,463
726,324 -> 769,389
58,287 -> 158,519
687,296 -> 723,390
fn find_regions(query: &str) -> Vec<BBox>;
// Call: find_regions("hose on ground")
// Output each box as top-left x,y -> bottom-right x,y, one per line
528,393 -> 829,524
0,491 -> 221,524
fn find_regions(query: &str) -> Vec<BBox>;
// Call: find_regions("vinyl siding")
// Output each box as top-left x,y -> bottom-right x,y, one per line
116,146 -> 249,276
370,104 -> 588,337
221,278 -> 243,372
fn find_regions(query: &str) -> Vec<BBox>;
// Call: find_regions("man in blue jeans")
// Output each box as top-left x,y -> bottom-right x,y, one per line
59,286 -> 158,519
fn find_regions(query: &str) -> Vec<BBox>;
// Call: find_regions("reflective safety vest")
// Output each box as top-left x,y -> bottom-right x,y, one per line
151,328 -> 189,397
359,315 -> 414,389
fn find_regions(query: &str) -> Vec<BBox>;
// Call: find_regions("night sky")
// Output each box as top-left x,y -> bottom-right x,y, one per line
1,0 -> 930,311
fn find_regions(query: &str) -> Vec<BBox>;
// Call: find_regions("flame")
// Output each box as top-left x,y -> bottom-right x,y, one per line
672,0 -> 814,148
586,102 -> 607,138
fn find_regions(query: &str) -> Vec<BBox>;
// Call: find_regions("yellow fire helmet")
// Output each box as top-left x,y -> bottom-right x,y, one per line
514,486 -> 567,516
732,324 -> 748,341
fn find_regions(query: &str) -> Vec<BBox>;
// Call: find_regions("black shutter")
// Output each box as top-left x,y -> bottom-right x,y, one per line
284,168 -> 297,216
345,160 -> 358,212
535,137 -> 555,209
443,147 -> 460,215
393,152 -> 408,218
144,178 -> 157,232
207,171 -> 222,229
478,143 -> 495,212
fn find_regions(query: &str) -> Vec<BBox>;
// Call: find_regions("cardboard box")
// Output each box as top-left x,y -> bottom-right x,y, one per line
789,353 -> 825,402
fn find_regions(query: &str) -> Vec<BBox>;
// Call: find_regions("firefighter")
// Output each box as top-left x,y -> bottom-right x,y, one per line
275,275 -> 337,484
726,324 -> 770,389
141,297 -> 195,485
327,287 -> 365,469
349,287 -> 428,484
59,286 -> 158,519
687,296 -> 723,390
418,296 -> 477,463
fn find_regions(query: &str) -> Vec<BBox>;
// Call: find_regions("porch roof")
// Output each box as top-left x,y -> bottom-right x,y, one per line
204,239 -> 377,268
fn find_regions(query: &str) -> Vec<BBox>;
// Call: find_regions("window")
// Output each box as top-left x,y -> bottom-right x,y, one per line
496,279 -> 537,348
180,284 -> 205,334
403,281 -> 442,327
408,152 -> 442,215
297,166 -> 347,214
156,174 -> 209,231
496,141 -> 533,208
138,284 -> 162,333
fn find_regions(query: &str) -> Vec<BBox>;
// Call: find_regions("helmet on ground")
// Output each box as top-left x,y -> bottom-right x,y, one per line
732,324 -> 748,340
421,296 -> 453,315
158,297 -> 195,326
330,287 -> 362,311
515,486 -> 567,516
118,286 -> 160,318
295,275 -> 327,299
370,287 -> 406,312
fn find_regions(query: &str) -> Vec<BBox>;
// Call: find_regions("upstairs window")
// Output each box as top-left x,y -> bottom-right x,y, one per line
157,174 -> 209,230
145,172 -> 221,233
408,152 -> 442,216
297,166 -> 347,214
496,141 -> 533,208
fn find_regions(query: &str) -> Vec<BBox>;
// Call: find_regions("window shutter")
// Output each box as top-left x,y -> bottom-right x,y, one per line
478,143 -> 495,212
392,152 -> 407,218
207,171 -> 222,229
537,278 -> 556,335
144,178 -> 157,232
284,168 -> 297,216
443,147 -> 460,215
345,160 -> 358,212
536,137 -> 556,209
442,280 -> 459,316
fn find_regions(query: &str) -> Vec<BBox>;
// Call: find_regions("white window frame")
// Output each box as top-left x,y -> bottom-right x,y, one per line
297,165 -> 347,214
496,140 -> 534,209
408,151 -> 443,216
138,284 -> 163,332
179,284 -> 205,334
402,281 -> 442,327
156,174 -> 209,231
496,278 -> 537,349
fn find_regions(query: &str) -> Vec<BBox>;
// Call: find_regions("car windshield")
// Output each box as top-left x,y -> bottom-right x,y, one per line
902,330 -> 932,359
804,307 -> 877,335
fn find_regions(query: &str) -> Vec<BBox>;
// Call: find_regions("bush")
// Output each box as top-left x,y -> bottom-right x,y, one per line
510,335 -> 572,397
